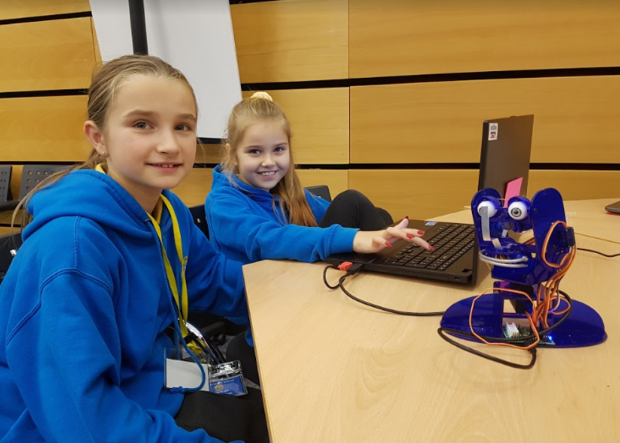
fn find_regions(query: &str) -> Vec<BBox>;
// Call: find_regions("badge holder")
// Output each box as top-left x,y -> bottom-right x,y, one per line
209,361 -> 247,396
165,322 -> 248,396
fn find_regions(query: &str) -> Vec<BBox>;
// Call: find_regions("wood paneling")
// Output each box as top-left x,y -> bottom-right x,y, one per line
175,167 -> 349,208
349,170 -> 479,221
173,168 -> 213,207
231,0 -> 348,83
529,170 -> 620,201
297,169 -> 348,198
351,76 -> 620,164
195,143 -> 224,165
241,88 -> 349,165
349,0 -> 620,78
0,96 -> 91,162
0,0 -> 90,20
0,226 -> 17,236
349,169 -> 620,222
0,17 -> 96,92
8,165 -> 23,200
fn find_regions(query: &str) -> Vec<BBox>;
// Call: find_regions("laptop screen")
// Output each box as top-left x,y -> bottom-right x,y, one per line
478,115 -> 534,202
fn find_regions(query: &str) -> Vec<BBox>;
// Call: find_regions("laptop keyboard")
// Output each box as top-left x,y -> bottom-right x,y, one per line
375,223 -> 476,271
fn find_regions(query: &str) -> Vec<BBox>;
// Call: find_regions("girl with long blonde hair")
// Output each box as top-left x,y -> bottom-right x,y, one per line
206,92 -> 432,265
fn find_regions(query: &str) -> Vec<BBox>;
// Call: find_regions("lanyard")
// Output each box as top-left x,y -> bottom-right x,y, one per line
147,195 -> 190,339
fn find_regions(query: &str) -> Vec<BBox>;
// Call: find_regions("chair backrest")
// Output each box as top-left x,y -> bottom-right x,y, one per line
18,164 -> 72,201
188,205 -> 209,239
0,232 -> 22,285
0,166 -> 12,203
305,185 -> 332,202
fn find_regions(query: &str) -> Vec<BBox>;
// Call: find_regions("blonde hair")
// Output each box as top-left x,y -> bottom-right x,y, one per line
221,92 -> 318,227
14,54 -> 198,228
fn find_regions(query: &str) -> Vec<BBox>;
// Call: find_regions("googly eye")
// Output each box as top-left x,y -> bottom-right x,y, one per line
508,201 -> 529,220
477,200 -> 498,218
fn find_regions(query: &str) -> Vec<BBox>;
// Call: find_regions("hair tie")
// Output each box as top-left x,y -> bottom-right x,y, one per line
250,91 -> 273,102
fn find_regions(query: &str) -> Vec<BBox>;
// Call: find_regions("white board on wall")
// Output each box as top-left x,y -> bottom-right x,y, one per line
89,0 -> 241,139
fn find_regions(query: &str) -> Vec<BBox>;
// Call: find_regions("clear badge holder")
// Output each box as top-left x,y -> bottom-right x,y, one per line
166,322 -> 249,396
209,360 -> 248,396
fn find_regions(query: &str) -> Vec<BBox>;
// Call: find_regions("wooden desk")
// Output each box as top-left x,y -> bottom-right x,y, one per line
243,198 -> 620,442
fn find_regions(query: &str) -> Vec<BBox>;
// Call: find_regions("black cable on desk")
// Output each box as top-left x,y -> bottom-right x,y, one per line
577,248 -> 620,258
322,264 -> 445,317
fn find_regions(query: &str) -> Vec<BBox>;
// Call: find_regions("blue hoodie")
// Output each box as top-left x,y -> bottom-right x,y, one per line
0,170 -> 247,443
205,165 -> 358,265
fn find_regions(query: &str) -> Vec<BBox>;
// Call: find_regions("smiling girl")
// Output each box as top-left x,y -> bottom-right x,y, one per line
206,92 -> 431,265
0,55 -> 267,443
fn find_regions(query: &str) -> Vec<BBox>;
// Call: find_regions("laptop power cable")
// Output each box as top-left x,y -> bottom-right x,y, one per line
322,263 -> 445,317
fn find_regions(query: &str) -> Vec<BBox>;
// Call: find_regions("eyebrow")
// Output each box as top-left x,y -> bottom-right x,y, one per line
123,109 -> 197,122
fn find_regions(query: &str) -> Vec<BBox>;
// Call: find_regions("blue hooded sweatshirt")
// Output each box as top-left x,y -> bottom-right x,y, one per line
0,170 -> 247,443
205,165 -> 358,265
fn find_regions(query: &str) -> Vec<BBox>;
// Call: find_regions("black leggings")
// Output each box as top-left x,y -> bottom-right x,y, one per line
320,189 -> 393,230
175,386 -> 269,442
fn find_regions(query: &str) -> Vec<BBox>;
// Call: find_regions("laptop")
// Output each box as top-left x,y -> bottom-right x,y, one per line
326,115 -> 535,285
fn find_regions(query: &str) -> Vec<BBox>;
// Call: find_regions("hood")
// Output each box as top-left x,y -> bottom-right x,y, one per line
24,169 -> 154,242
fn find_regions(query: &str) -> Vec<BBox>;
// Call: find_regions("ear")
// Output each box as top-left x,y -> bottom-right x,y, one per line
84,120 -> 107,157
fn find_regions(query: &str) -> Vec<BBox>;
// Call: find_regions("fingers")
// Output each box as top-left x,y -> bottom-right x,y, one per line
382,222 -> 434,251
394,217 -> 409,229
372,235 -> 393,250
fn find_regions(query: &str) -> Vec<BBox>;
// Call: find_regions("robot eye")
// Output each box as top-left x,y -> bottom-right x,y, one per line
477,200 -> 498,218
508,201 -> 529,220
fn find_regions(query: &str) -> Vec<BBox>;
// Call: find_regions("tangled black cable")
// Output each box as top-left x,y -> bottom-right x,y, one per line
437,289 -> 573,370
322,264 -> 445,317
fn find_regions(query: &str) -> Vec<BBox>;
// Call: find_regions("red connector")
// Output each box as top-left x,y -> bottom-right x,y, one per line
337,261 -> 353,271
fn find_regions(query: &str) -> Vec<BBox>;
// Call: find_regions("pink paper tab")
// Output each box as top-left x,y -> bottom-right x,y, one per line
504,177 -> 523,207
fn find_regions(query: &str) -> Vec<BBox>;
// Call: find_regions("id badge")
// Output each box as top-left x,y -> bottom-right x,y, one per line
209,360 -> 248,396
165,349 -> 211,392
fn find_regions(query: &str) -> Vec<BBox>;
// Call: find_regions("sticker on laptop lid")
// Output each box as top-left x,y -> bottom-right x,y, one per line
425,221 -> 437,226
488,122 -> 498,141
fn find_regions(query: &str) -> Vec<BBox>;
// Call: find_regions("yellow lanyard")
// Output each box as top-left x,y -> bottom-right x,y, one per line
147,195 -> 190,339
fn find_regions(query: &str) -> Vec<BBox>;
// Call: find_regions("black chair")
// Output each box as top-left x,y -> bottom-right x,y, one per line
305,185 -> 332,202
0,232 -> 22,285
188,204 -> 209,239
0,166 -> 12,206
18,164 -> 72,201
186,204 -> 236,341
0,164 -> 71,213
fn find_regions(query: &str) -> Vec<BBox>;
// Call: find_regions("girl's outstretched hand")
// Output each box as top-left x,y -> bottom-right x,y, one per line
352,218 -> 434,254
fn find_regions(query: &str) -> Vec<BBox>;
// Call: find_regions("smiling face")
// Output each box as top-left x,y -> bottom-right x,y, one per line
84,74 -> 197,211
234,121 -> 291,192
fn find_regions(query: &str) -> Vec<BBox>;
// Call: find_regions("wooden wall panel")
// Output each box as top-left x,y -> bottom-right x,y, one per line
0,17 -> 96,92
349,170 -> 479,221
351,76 -> 620,164
350,169 -> 620,222
0,96 -> 91,162
529,170 -> 620,201
173,168 -> 213,207
349,0 -> 620,78
174,168 -> 348,208
231,0 -> 348,83
0,227 -> 16,236
0,0 -> 89,20
241,88 -> 349,165
195,143 -> 224,165
297,169 -> 348,198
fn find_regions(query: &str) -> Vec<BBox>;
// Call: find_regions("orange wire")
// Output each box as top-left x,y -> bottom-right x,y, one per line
468,287 -> 540,350
470,219 -> 576,351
